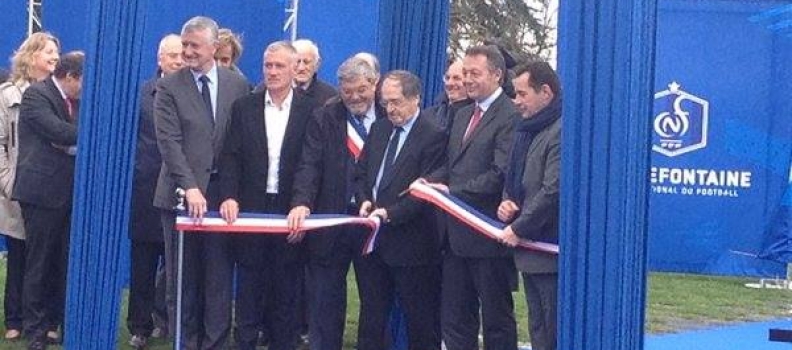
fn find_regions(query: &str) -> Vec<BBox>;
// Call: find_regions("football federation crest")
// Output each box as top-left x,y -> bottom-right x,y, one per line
652,82 -> 709,157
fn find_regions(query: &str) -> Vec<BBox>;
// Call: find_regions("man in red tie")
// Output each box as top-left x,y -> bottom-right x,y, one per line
12,51 -> 84,350
426,45 -> 521,350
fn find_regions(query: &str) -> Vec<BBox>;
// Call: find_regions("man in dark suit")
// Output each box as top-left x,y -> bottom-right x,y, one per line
293,39 -> 336,106
498,62 -> 561,350
12,51 -> 84,350
216,41 -> 313,350
354,70 -> 446,350
153,16 -> 249,350
286,55 -> 382,350
426,45 -> 519,350
126,33 -> 182,349
424,60 -> 472,134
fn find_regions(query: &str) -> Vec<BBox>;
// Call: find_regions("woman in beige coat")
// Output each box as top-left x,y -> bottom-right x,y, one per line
0,32 -> 60,340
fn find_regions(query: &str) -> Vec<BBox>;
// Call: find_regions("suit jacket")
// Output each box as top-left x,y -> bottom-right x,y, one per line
291,99 -> 384,261
12,77 -> 78,209
219,89 -> 314,213
429,91 -> 518,258
153,66 -> 250,210
354,114 -> 447,266
511,118 -> 561,274
423,97 -> 473,134
301,76 -> 336,107
129,77 -> 163,241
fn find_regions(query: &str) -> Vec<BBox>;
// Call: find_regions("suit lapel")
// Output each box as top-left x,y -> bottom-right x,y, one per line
178,69 -> 210,126
378,116 -> 423,193
452,94 -> 505,165
45,78 -> 70,121
214,69 -> 233,134
368,122 -> 390,192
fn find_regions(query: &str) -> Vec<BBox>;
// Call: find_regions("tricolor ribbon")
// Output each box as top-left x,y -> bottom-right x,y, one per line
406,180 -> 560,254
175,212 -> 382,254
346,116 -> 367,161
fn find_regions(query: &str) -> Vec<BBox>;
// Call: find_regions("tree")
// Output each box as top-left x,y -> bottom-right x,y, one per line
449,0 -> 556,64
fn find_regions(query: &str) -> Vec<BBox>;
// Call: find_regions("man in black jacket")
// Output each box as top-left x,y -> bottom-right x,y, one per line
13,51 -> 84,350
354,70 -> 446,350
218,41 -> 314,350
286,55 -> 382,350
126,34 -> 182,349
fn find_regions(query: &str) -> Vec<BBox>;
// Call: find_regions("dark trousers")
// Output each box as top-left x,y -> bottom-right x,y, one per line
127,240 -> 166,336
523,273 -> 558,350
235,194 -> 303,350
161,210 -> 205,350
306,228 -> 368,350
355,253 -> 441,350
441,252 -> 517,350
20,203 -> 70,341
4,236 -> 25,331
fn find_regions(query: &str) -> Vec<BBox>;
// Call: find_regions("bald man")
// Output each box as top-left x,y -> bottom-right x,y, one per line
127,33 -> 183,349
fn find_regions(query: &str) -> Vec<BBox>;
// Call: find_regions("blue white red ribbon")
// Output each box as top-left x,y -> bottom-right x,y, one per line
406,180 -> 560,254
175,212 -> 381,254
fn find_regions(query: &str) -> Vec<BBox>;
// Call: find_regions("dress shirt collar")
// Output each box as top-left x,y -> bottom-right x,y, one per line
476,86 -> 503,113
265,88 -> 294,111
191,62 -> 218,86
51,76 -> 68,100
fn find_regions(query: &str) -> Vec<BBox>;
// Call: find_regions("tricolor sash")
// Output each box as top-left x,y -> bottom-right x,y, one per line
175,212 -> 382,254
406,180 -> 560,254
346,116 -> 367,161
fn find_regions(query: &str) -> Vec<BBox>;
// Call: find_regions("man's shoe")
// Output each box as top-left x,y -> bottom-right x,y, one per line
5,329 -> 21,340
150,326 -> 167,339
27,339 -> 47,350
129,334 -> 147,349
45,331 -> 60,345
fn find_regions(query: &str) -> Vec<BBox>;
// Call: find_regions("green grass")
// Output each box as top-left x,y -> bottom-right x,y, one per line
646,272 -> 790,333
0,258 -> 787,349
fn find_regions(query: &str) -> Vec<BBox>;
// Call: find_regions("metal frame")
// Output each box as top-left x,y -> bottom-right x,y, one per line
28,0 -> 42,35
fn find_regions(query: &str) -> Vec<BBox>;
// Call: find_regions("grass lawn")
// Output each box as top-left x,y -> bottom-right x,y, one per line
0,259 -> 787,349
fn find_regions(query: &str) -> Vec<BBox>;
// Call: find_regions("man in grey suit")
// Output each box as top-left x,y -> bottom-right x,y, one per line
498,62 -> 561,350
153,16 -> 249,350
426,45 -> 520,350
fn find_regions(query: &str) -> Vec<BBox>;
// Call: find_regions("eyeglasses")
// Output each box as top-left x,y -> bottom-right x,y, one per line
379,98 -> 407,108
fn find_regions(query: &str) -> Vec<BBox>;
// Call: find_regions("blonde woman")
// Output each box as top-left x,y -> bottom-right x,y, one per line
0,32 -> 59,341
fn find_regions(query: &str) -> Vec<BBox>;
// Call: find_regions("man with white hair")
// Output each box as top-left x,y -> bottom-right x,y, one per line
127,33 -> 182,349
292,39 -> 336,106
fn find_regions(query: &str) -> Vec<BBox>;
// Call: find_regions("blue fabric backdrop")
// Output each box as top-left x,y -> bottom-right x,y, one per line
0,0 -> 27,71
648,0 -> 792,277
63,0 -> 149,348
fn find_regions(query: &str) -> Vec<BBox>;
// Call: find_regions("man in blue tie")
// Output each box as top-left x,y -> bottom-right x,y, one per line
287,55 -> 382,350
353,70 -> 447,350
153,16 -> 249,350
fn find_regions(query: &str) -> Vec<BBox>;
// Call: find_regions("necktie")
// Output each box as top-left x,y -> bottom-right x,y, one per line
354,115 -> 368,138
463,105 -> 483,142
199,75 -> 214,124
64,97 -> 76,122
381,126 -> 403,180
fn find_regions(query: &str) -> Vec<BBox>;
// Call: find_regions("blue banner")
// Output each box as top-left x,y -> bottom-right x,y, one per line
649,0 -> 792,277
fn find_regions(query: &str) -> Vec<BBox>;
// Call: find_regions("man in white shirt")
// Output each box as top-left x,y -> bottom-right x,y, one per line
218,41 -> 315,350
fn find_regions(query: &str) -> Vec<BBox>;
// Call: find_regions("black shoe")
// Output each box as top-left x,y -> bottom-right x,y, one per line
27,339 -> 47,350
129,334 -> 147,349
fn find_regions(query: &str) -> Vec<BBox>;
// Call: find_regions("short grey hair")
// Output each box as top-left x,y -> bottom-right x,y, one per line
293,39 -> 321,66
382,70 -> 422,100
337,56 -> 378,84
181,16 -> 219,43
353,52 -> 380,79
264,40 -> 297,60
157,34 -> 181,56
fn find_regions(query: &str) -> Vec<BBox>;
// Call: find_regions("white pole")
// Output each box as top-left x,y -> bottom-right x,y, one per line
291,0 -> 300,41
